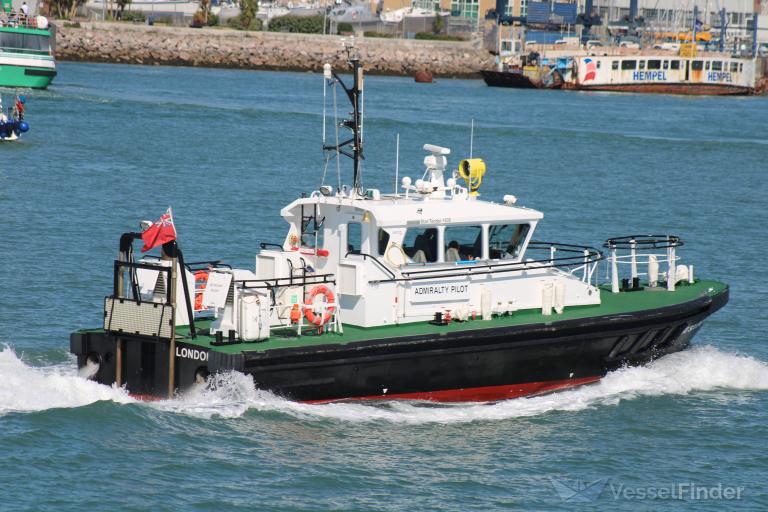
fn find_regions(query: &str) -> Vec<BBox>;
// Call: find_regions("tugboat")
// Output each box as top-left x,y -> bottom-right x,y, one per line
70,49 -> 728,402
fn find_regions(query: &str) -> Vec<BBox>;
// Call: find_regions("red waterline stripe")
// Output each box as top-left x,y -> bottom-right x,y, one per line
303,376 -> 602,404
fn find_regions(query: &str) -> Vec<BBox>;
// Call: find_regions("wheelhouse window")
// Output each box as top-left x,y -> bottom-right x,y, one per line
403,227 -> 438,263
444,225 -> 483,261
300,217 -> 324,248
377,229 -> 390,256
612,60 -> 619,70
662,60 -> 669,70
711,61 -> 722,71
730,62 -> 739,72
621,60 -> 636,70
647,60 -> 661,70
638,60 -> 646,70
692,60 -> 703,71
670,60 -> 680,70
347,222 -> 361,255
488,224 -> 530,260
705,61 -> 711,70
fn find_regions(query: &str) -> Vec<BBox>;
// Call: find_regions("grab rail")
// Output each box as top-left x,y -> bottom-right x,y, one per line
370,242 -> 603,285
603,235 -> 685,292
345,251 -> 397,280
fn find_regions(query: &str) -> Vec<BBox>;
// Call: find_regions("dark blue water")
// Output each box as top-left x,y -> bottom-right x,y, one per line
1,62 -> 767,510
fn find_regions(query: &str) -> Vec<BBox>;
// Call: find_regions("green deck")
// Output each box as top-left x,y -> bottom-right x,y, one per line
162,279 -> 725,354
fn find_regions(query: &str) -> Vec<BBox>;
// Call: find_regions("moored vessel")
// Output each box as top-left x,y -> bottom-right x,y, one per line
0,14 -> 56,89
70,50 -> 729,402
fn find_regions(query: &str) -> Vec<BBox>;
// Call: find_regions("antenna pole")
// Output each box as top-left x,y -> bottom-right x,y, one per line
322,54 -> 365,195
470,118 -> 475,159
395,133 -> 400,196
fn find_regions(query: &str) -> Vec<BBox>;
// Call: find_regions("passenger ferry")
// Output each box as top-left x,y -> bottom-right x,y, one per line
571,51 -> 759,95
0,16 -> 56,89
70,50 -> 729,402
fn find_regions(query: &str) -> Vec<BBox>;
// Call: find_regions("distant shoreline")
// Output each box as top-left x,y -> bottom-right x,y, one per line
55,22 -> 495,78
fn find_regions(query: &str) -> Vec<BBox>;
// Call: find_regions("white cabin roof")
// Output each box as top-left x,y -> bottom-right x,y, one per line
282,194 -> 543,227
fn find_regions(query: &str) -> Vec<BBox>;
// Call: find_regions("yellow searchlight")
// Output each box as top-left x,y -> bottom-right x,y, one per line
458,158 -> 486,196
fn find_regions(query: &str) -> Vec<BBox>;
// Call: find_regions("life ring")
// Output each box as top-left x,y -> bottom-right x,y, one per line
194,271 -> 208,311
303,285 -> 336,326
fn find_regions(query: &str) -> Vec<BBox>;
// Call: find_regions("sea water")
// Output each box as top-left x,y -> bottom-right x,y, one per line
0,63 -> 767,510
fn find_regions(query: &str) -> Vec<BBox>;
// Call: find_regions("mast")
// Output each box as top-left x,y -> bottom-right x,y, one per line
323,51 -> 364,194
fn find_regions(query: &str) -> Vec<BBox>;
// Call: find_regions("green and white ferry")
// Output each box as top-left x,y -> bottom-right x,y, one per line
0,14 -> 56,88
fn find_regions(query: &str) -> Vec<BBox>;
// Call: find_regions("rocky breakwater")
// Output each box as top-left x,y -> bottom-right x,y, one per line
56,22 -> 496,77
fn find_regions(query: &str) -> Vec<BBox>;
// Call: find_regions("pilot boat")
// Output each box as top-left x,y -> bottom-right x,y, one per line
70,51 -> 728,402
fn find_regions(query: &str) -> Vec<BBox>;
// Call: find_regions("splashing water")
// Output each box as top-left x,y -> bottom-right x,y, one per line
2,345 -> 767,423
151,345 -> 768,424
0,347 -> 133,415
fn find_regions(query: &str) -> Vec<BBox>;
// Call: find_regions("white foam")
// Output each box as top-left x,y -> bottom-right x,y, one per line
0,347 -> 134,415
2,345 -> 766,422
154,345 -> 768,424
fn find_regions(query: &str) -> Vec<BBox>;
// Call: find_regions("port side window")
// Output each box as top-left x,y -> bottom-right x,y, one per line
670,60 -> 680,70
488,224 -> 530,260
444,225 -> 483,262
347,222 -> 361,255
647,60 -> 661,70
663,60 -> 669,70
730,62 -> 739,72
0,33 -> 51,52
596,61 -> 601,69
403,228 -> 438,263
705,61 -> 711,70
712,61 -> 723,71
612,60 -> 619,70
639,60 -> 646,70
621,60 -> 636,70
692,60 -> 703,71
377,229 -> 390,256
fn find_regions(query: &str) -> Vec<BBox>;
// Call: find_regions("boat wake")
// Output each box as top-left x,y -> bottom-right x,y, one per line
0,347 -> 133,415
2,345 -> 767,423
153,345 -> 768,424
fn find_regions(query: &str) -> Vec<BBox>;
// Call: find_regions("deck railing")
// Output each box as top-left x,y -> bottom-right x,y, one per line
370,242 -> 603,285
603,235 -> 686,293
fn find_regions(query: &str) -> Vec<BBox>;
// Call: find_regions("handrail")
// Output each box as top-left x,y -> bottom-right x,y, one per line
345,251 -> 397,280
259,242 -> 285,251
370,243 -> 603,284
237,273 -> 336,289
604,235 -> 683,250
603,234 -> 684,293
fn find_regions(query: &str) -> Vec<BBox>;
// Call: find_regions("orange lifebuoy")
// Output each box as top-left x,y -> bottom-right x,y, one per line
303,285 -> 336,326
194,271 -> 208,311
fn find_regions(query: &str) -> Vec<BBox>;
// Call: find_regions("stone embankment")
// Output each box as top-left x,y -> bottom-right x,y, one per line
55,22 -> 496,77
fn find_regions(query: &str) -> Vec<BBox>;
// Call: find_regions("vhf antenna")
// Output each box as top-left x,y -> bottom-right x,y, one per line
322,40 -> 364,195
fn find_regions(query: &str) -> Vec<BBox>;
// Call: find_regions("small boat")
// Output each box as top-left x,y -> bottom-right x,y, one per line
0,94 -> 29,141
70,51 -> 728,402
0,15 -> 56,89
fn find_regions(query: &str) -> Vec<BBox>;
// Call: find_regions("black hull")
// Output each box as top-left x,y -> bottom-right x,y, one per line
481,70 -> 540,89
70,288 -> 728,402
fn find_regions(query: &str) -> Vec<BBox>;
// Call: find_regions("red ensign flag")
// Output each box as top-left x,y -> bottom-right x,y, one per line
141,207 -> 177,252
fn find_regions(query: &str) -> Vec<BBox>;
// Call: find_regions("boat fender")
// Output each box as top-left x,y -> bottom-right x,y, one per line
541,283 -> 554,316
553,282 -> 565,314
304,285 -> 336,326
648,254 -> 659,287
480,287 -> 492,320
194,270 -> 208,311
